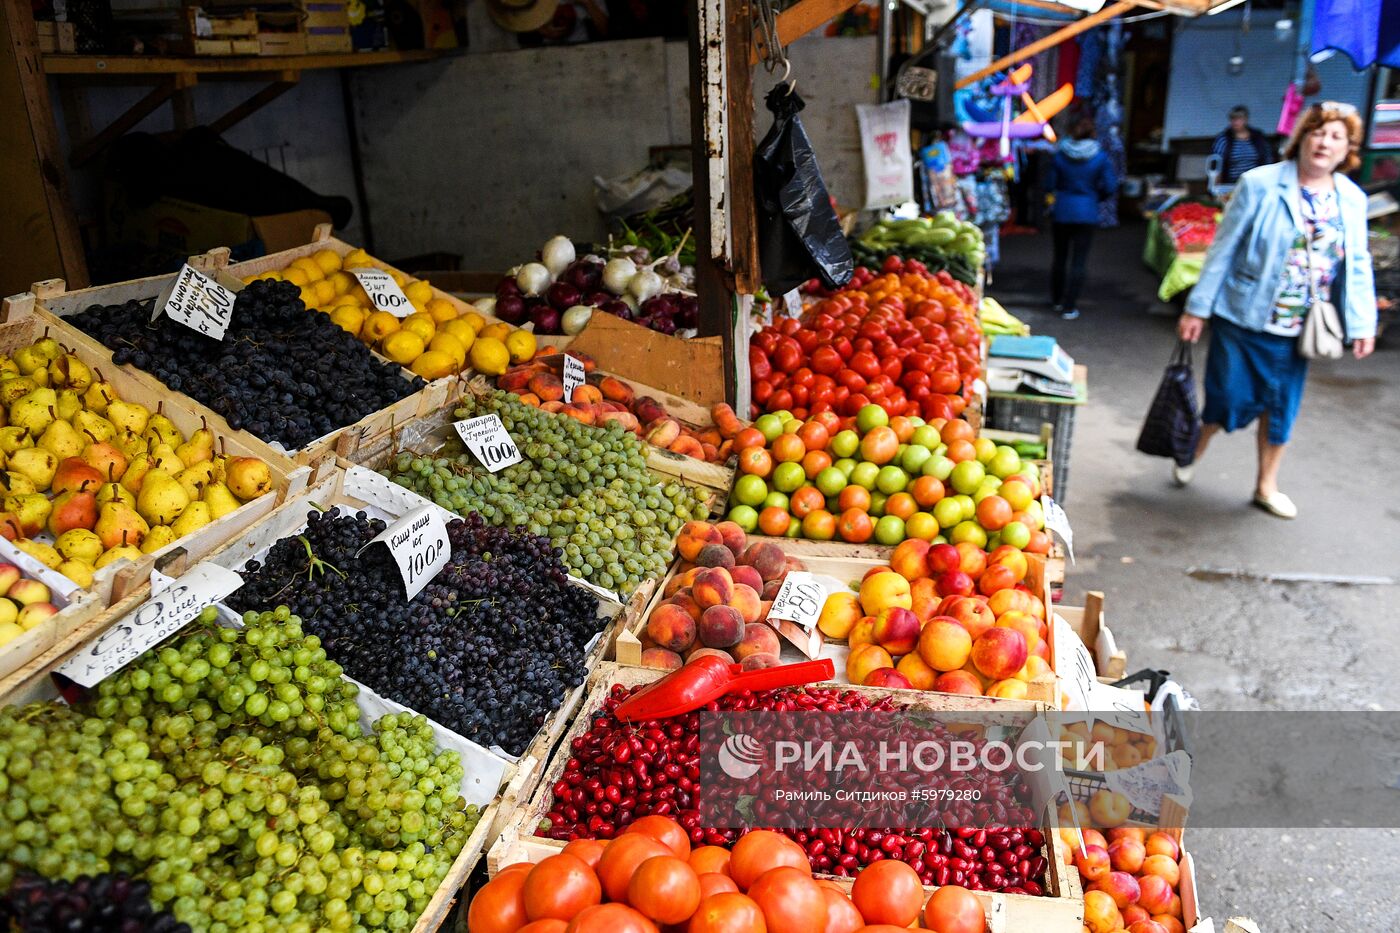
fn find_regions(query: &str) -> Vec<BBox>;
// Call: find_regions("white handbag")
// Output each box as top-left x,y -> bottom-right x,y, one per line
1298,198 -> 1346,360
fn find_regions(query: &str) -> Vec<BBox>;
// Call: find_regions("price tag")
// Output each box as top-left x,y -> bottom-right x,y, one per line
767,571 -> 827,631
562,354 -> 586,402
155,264 -> 236,340
1086,681 -> 1155,736
58,562 -> 244,687
454,414 -> 523,472
351,268 -> 413,317
1040,495 -> 1074,563
1052,615 -> 1097,713
358,506 -> 450,601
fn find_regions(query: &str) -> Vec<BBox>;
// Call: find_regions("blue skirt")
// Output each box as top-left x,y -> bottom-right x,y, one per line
1201,317 -> 1309,445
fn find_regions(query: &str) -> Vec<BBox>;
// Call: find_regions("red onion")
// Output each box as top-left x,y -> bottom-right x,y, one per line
547,282 -> 582,312
531,303 -> 562,333
600,299 -> 633,321
645,314 -> 678,336
583,290 -> 612,307
495,294 -> 527,323
496,277 -> 521,300
565,261 -> 604,292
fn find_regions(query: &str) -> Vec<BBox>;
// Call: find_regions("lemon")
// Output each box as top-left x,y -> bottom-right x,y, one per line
442,318 -> 477,350
313,279 -> 338,306
425,297 -> 458,324
329,306 -> 366,337
410,350 -> 458,380
297,285 -> 318,308
332,293 -> 363,309
290,256 -> 325,282
469,337 -> 510,375
428,333 -> 467,367
329,271 -> 355,296
390,270 -> 407,288
460,311 -> 487,334
313,249 -> 343,275
401,313 -> 436,344
343,247 -> 371,266
242,274 -> 260,285
382,331 -> 426,365
260,270 -> 283,282
480,322 -> 512,342
361,311 -> 401,344
504,329 -> 537,364
405,280 -> 434,306
283,267 -> 310,287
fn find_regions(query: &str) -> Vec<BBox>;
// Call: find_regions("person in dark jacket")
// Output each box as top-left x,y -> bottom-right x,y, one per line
1046,118 -> 1118,320
1212,106 -> 1275,184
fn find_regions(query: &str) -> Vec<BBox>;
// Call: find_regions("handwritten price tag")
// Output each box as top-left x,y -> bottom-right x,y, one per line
1052,615 -> 1098,713
351,268 -> 413,317
58,562 -> 244,687
454,414 -> 523,472
156,264 -> 236,340
1040,495 -> 1074,563
563,354 -> 586,402
767,572 -> 827,632
359,506 -> 450,601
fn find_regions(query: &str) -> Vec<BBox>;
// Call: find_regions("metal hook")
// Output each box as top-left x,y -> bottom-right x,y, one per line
785,78 -> 797,96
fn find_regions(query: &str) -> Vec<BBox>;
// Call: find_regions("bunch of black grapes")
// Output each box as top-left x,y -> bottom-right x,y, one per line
0,873 -> 190,932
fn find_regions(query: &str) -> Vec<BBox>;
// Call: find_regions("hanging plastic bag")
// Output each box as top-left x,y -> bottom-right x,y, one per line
1135,341 -> 1201,467
754,84 -> 854,295
856,99 -> 916,208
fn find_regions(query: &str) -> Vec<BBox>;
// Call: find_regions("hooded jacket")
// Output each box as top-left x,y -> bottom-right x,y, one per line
1046,138 -> 1117,226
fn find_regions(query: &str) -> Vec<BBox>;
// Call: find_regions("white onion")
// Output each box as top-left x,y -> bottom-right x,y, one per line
562,304 -> 594,335
627,269 -> 664,303
472,297 -> 496,315
602,258 -> 637,294
620,294 -> 639,311
515,262 -> 551,296
540,236 -> 576,277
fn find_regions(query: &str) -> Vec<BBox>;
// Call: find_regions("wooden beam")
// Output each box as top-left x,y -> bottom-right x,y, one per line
955,0 -> 1135,89
1002,0 -> 1083,14
727,0 -> 760,295
69,73 -> 196,167
209,70 -> 299,134
41,49 -> 439,76
752,0 -> 863,64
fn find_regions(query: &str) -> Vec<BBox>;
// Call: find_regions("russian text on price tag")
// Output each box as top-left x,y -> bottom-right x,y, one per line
1040,494 -> 1074,563
58,562 -> 244,687
455,414 -> 523,472
358,506 -> 450,601
155,264 -> 237,340
1052,615 -> 1098,713
351,268 -> 413,317
562,354 -> 586,402
767,571 -> 828,632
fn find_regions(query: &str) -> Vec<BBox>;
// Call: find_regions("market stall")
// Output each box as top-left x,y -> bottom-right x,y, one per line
1142,201 -> 1221,303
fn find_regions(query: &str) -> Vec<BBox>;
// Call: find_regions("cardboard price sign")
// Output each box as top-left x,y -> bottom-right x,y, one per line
562,354 -> 586,402
58,563 -> 244,687
1052,615 -> 1098,713
156,264 -> 237,340
351,268 -> 413,317
359,506 -> 450,601
454,415 -> 523,472
1040,495 -> 1074,562
767,572 -> 827,632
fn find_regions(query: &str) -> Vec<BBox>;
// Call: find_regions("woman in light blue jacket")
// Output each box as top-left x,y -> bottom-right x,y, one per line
1176,103 -> 1377,519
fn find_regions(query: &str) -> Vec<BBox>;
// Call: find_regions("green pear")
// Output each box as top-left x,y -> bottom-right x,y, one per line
49,354 -> 92,391
8,448 -> 57,488
0,428 -> 31,456
5,493 -> 51,538
56,528 -> 103,564
12,345 -> 49,376
0,377 -> 36,406
82,379 -> 116,415
150,443 -> 184,474
14,538 -> 61,570
72,410 -> 115,444
9,389 -> 56,436
0,473 -> 37,497
96,482 -> 135,509
105,400 -> 149,437
28,367 -> 49,388
95,502 -> 148,551
136,469 -> 188,525
31,338 -> 61,362
140,525 -> 177,554
54,390 -> 82,422
175,424 -> 214,466
202,481 -> 241,520
95,543 -> 142,570
170,501 -> 211,538
177,461 -> 214,500
0,357 -> 18,380
38,420 -> 84,462
121,455 -> 154,494
143,414 -> 182,450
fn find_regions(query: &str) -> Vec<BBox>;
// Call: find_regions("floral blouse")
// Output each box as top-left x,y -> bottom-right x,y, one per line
1267,185 -> 1345,336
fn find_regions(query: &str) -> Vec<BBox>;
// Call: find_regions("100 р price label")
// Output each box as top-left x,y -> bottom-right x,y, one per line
351,268 -> 413,317
454,414 -> 523,472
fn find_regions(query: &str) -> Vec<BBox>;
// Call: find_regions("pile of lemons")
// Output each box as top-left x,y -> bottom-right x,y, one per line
243,248 -> 535,379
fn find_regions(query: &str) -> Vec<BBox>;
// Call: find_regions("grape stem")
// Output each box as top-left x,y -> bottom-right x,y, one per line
299,535 -> 345,581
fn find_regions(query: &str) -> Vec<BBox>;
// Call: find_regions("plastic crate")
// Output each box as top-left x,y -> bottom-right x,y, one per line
985,397 -> 1078,503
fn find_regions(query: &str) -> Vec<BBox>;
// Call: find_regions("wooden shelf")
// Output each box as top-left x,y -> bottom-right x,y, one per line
42,49 -> 442,76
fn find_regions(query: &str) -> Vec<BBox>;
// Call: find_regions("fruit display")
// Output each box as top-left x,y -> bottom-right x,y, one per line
846,214 -> 986,287
0,606 -> 481,931
0,872 -> 191,932
469,812 -> 991,933
724,403 -> 1051,549
748,257 -> 982,423
497,352 -> 740,464
243,247 -> 543,380
380,390 -> 713,595
64,279 -> 424,450
1066,824 -> 1193,933
978,297 -> 1030,337
0,563 -> 59,649
227,507 -> 603,755
1158,201 -> 1219,254
0,336 -> 275,586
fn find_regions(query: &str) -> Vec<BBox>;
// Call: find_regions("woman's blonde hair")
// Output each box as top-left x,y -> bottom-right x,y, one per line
1284,103 -> 1363,173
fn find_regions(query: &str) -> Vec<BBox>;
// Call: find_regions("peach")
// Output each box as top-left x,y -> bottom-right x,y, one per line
528,372 -> 565,402
917,619 -> 972,672
698,605 -> 744,648
1082,890 -> 1122,933
1144,832 -> 1181,862
665,567 -> 701,597
970,628 -> 1028,681
678,521 -> 724,561
847,616 -> 877,650
1122,906 -> 1151,927
498,368 -> 535,393
598,411 -> 641,434
783,556 -> 809,574
1015,655 -> 1052,683
739,542 -> 787,582
696,544 -> 736,569
647,604 -> 697,653
729,584 -> 762,624
740,653 -> 779,671
858,571 -> 911,615
640,648 -> 684,671
895,653 -> 937,690
863,668 -> 913,689
959,661 -> 990,691
1032,638 -> 1051,662
995,610 -> 1041,651
1154,915 -> 1186,933
1136,875 -> 1173,914
714,521 -> 747,557
1073,845 -> 1110,883
734,622 -> 780,661
667,593 -> 704,622
932,670 -> 983,696
1092,871 -> 1140,909
633,396 -> 668,424
1141,855 -> 1180,889
890,539 -> 930,581
730,565 -> 763,593
943,597 -> 995,640
1059,800 -> 1091,829
597,375 -> 635,405
987,679 -> 1029,700
1088,790 -> 1131,829
846,644 -> 894,685
909,577 -> 940,622
1108,827 -> 1147,846
872,606 -> 920,655
761,579 -> 784,600
1081,829 -> 1109,852
686,646 -> 734,663
646,418 -> 682,447
1129,923 -> 1171,933
692,568 -> 734,609
1107,839 -> 1146,874
817,591 -> 862,640
986,588 -> 1034,618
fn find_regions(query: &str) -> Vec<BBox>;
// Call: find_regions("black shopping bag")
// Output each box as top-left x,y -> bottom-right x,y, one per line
754,84 -> 854,295
1136,342 -> 1201,466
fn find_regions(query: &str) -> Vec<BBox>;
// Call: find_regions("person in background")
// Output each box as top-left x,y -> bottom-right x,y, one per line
1212,106 -> 1275,184
1046,117 -> 1118,320
1176,102 -> 1377,519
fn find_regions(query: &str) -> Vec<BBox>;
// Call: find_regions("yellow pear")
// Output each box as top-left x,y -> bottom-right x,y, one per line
55,390 -> 82,421
0,473 -> 37,497
95,543 -> 142,570
48,354 -> 92,391
14,539 -> 61,570
170,501 -> 211,538
202,482 -> 242,520
5,494 -> 51,538
136,469 -> 188,525
105,399 -> 149,436
96,482 -> 135,509
225,457 -> 273,500
82,379 -> 116,414
116,430 -> 147,463
0,377 -> 36,406
0,428 -> 32,455
56,528 -> 103,564
38,419 -> 84,461
9,388 -> 56,436
72,410 -> 117,444
8,448 -> 58,488
177,462 -> 214,500
56,559 -> 94,588
140,525 -> 177,554
143,413 -> 182,449
121,455 -> 154,494
95,502 -> 148,551
175,422 -> 214,466
12,344 -> 49,376
209,456 -> 229,483
0,357 -> 17,379
149,443 -> 184,474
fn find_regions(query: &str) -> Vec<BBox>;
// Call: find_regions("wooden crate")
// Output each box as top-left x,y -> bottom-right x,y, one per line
1056,591 -> 1125,682
488,662 -> 1081,933
34,20 -> 76,53
300,0 -> 352,52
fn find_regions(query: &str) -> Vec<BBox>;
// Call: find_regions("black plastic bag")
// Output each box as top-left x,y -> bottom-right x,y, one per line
754,84 -> 854,295
1136,342 -> 1201,466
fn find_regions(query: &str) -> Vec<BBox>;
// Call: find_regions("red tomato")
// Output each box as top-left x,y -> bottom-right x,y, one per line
769,389 -> 793,412
794,329 -> 820,354
811,346 -> 842,375
930,371 -> 961,394
849,351 -> 880,380
832,336 -> 854,360
752,379 -> 773,405
837,368 -> 866,392
789,384 -> 810,407
748,346 -> 772,381
777,317 -> 801,336
880,356 -> 903,380
773,339 -> 803,373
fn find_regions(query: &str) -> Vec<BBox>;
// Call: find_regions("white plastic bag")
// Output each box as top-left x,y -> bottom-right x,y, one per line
856,100 -> 915,209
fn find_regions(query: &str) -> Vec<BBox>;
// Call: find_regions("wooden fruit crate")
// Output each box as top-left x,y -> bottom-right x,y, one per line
487,662 -> 1082,933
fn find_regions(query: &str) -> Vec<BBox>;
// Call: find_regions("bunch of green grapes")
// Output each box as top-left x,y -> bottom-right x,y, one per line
0,607 -> 482,933
384,390 -> 712,593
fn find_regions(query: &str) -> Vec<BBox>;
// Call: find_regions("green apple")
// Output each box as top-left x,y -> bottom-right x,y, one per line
875,465 -> 909,495
949,460 -> 986,495
874,515 -> 906,546
732,474 -> 769,507
727,505 -> 759,531
850,462 -> 880,490
816,467 -> 848,497
856,404 -> 889,433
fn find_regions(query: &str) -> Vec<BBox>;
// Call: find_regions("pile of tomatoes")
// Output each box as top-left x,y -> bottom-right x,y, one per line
748,258 -> 983,424
468,813 -> 988,933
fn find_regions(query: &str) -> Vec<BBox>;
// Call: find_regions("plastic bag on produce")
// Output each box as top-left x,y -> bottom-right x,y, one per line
753,84 -> 855,295
1136,341 -> 1201,467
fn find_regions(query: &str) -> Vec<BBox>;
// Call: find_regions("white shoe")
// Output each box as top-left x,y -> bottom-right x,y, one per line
1172,463 -> 1194,487
1252,490 -> 1297,519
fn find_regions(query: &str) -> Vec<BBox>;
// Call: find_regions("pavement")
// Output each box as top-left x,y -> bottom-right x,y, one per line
989,223 -> 1400,933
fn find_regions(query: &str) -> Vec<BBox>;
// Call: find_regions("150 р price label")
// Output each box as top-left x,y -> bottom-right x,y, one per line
359,506 -> 450,601
156,264 -> 237,340
454,414 -> 523,472
767,572 -> 827,631
351,268 -> 413,318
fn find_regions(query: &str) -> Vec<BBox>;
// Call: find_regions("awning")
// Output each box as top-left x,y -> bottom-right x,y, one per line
1311,0 -> 1400,68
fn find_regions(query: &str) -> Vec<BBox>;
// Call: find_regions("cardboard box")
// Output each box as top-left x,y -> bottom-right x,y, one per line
105,195 -> 332,262
566,313 -> 726,408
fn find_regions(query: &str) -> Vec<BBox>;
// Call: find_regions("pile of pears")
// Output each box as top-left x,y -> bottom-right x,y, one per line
0,337 -> 274,588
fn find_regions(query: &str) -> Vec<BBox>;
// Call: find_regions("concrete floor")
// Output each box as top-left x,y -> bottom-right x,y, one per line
990,224 -> 1400,932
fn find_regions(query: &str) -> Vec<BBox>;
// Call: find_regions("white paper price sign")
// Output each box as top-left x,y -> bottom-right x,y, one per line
454,414 -> 523,472
156,264 -> 237,340
358,506 -> 450,601
59,562 -> 244,687
562,354 -> 586,402
1086,681 -> 1155,736
1052,615 -> 1098,713
351,268 -> 413,317
767,572 -> 828,632
1040,495 -> 1074,563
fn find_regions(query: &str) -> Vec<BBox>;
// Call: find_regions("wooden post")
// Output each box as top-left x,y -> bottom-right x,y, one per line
954,1 -> 1135,90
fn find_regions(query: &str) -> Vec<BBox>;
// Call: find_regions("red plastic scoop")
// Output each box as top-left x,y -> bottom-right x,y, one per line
614,656 -> 835,722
